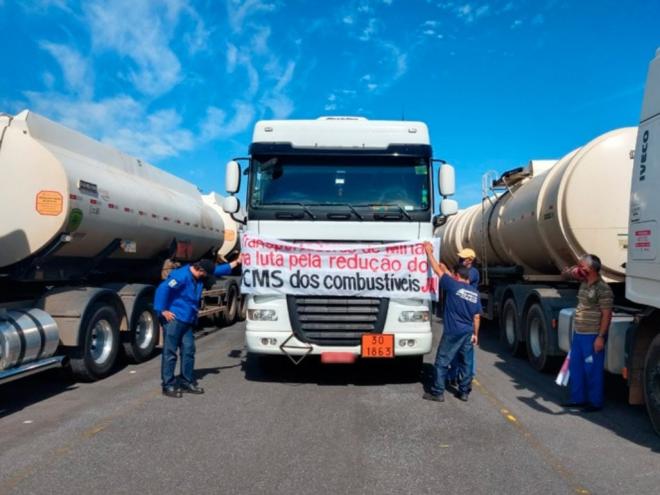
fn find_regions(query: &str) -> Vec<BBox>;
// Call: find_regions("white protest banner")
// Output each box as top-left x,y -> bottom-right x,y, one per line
240,233 -> 440,300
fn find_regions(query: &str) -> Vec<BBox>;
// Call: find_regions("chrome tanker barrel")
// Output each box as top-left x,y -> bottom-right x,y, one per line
0,309 -> 59,370
0,110 -> 227,277
436,128 -> 637,283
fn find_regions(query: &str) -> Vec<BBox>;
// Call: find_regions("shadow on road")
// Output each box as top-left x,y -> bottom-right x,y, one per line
478,322 -> 660,452
241,353 -> 422,386
0,368 -> 78,419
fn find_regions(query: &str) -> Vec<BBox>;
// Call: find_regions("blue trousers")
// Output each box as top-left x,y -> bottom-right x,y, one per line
448,351 -> 477,381
569,333 -> 605,407
431,332 -> 474,396
161,320 -> 196,388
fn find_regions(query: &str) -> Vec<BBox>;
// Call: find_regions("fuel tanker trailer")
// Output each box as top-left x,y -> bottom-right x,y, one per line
0,110 -> 242,384
435,127 -> 637,373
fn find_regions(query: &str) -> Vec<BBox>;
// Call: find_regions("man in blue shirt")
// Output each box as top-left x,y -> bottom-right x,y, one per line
423,242 -> 482,402
447,248 -> 480,386
154,257 -> 240,398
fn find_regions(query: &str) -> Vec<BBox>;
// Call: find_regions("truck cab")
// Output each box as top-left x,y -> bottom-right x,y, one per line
224,117 -> 456,363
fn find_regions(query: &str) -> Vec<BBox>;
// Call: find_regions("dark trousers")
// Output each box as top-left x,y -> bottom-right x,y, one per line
569,333 -> 605,407
161,319 -> 196,388
431,332 -> 474,396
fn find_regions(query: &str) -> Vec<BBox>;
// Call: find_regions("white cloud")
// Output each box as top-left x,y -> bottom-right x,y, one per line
453,2 -> 492,23
227,0 -> 276,32
511,18 -> 523,28
226,44 -> 239,72
274,60 -> 296,93
359,18 -> 379,41
201,102 -> 256,141
367,83 -> 378,91
39,42 -> 93,98
343,15 -> 355,24
324,103 -> 337,111
83,0 -> 205,97
251,25 -> 272,55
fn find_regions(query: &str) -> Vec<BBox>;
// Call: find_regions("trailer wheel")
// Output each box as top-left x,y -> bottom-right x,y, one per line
500,298 -> 524,356
123,298 -> 158,363
524,303 -> 552,372
223,283 -> 239,326
237,294 -> 247,322
70,303 -> 121,381
644,333 -> 660,435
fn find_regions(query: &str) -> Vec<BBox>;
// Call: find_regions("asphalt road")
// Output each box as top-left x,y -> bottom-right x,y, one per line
1,318 -> 659,495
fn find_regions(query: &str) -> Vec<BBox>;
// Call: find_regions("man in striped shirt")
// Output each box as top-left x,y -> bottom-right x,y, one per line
565,254 -> 614,412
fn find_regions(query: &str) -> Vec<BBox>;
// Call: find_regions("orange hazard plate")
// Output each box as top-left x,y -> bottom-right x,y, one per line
361,334 -> 395,358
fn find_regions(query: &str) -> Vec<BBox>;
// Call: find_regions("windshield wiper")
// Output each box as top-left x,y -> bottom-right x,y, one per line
364,203 -> 413,221
264,202 -> 317,220
309,202 -> 364,221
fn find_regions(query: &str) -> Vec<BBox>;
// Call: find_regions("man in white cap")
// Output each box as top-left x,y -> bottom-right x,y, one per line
457,248 -> 479,288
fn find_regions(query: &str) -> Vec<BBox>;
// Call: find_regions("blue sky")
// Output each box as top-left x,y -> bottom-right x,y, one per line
2,0 -> 659,208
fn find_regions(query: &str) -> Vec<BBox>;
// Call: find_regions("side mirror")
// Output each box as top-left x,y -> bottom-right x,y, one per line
225,160 -> 241,194
439,164 -> 455,197
223,195 -> 240,214
440,198 -> 458,217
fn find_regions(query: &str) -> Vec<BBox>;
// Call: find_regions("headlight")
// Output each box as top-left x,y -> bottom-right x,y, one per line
248,309 -> 278,321
399,310 -> 429,323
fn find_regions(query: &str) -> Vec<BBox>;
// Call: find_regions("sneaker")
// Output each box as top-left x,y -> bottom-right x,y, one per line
456,393 -> 469,402
560,401 -> 587,408
422,392 -> 445,402
581,404 -> 603,413
162,386 -> 182,398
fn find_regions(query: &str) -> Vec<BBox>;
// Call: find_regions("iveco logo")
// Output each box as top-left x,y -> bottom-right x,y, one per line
639,129 -> 649,181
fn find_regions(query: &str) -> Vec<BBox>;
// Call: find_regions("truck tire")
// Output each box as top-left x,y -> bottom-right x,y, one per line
237,294 -> 247,322
524,303 -> 552,372
223,283 -> 239,326
644,333 -> 660,435
69,303 -> 121,381
500,298 -> 524,356
123,298 -> 158,363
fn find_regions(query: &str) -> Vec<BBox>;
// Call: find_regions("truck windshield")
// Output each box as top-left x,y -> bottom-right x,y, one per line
249,155 -> 430,211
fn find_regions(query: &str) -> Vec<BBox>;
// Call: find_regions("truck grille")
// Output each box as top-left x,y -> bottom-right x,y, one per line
287,296 -> 389,346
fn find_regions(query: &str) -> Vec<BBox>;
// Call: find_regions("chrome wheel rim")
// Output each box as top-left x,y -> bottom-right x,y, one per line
90,319 -> 114,364
136,311 -> 155,350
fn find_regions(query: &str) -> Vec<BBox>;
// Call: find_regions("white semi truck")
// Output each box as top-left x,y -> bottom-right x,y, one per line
436,49 -> 660,434
222,117 -> 457,367
0,111 -> 243,384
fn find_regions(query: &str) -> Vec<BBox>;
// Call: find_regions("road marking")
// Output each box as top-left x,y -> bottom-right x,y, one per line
473,376 -> 591,495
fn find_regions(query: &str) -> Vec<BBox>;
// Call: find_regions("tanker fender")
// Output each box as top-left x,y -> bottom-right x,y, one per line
36,287 -> 127,348
102,283 -> 155,334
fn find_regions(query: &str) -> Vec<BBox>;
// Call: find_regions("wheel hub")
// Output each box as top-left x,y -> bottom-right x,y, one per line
90,319 -> 114,364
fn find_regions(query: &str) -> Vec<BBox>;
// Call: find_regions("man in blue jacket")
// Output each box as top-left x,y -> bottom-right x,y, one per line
155,257 -> 240,398
423,242 -> 482,402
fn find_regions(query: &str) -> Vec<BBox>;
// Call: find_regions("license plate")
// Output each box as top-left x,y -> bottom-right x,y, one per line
361,334 -> 395,358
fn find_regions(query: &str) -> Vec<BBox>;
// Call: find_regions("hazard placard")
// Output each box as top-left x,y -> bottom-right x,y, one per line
36,191 -> 63,216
